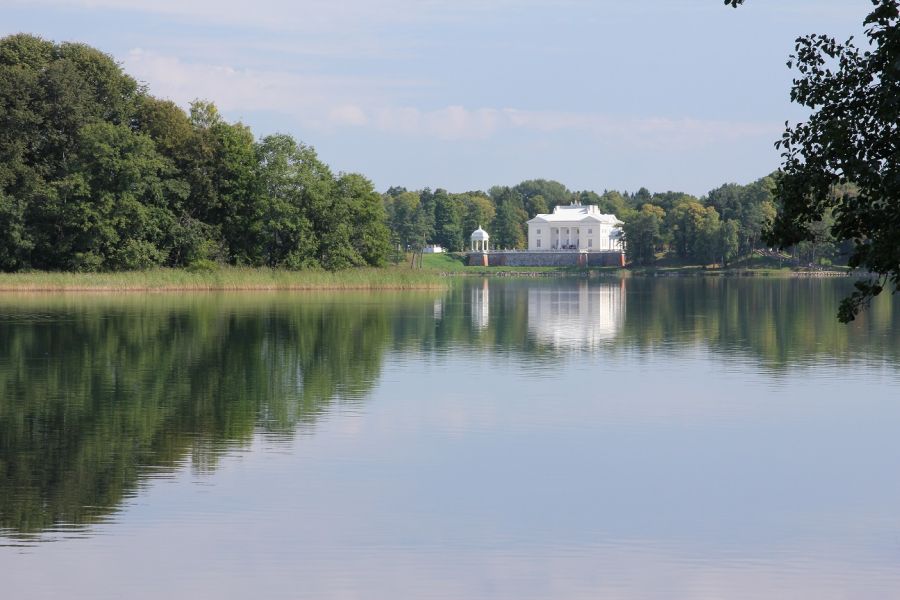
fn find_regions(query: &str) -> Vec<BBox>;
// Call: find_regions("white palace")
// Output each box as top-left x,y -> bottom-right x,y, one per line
526,203 -> 623,252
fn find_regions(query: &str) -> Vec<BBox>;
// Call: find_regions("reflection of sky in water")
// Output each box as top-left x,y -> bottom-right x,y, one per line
2,281 -> 900,599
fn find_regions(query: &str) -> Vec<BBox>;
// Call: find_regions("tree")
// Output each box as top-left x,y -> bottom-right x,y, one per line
706,176 -> 776,256
597,190 -> 631,215
0,34 -> 396,274
667,201 -> 708,261
490,186 -> 528,248
525,194 -> 549,218
334,173 -> 391,267
255,134 -> 322,269
695,206 -> 723,265
386,191 -> 429,250
633,187 -> 653,207
433,188 -> 465,251
513,179 -> 570,211
0,34 -> 143,269
728,0 -> 900,321
461,193 -> 496,239
37,122 -> 178,270
623,204 -> 666,265
719,219 -> 741,267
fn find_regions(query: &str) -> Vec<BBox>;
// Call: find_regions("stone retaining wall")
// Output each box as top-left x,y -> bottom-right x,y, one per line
467,251 -> 625,268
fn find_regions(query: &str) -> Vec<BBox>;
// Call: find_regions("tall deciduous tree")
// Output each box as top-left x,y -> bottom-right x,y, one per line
433,189 -> 465,251
256,134 -> 322,269
623,204 -> 666,265
728,0 -> 900,321
514,179 -> 570,211
461,194 -> 496,239
490,187 -> 527,249
333,173 -> 391,267
706,176 -> 776,255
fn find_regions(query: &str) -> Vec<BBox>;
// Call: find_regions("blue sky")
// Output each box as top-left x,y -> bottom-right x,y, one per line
1,0 -> 871,195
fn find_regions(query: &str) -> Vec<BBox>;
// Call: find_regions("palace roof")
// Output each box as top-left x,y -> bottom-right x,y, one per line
527,203 -> 622,225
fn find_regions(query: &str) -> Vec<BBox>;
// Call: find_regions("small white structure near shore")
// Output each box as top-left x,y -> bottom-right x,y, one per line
470,226 -> 490,252
423,244 -> 444,254
526,203 -> 623,251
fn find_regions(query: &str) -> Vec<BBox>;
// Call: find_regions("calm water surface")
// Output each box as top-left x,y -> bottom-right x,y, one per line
1,278 -> 899,599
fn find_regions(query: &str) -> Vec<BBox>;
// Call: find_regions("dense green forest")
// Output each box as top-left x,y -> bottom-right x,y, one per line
0,33 -> 849,272
0,34 -> 392,272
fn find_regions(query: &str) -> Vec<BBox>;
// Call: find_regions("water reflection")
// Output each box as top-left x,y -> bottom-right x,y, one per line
0,293 -> 426,537
620,277 -> 900,369
470,279 -> 490,330
0,278 -> 898,545
527,280 -> 626,349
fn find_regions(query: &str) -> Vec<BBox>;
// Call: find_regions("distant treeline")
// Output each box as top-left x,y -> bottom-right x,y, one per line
383,177 -> 854,267
0,33 -> 850,273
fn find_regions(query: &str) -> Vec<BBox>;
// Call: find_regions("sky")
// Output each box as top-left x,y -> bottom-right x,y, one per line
0,0 -> 872,196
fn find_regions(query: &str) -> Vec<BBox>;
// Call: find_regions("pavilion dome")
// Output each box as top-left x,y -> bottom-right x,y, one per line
470,226 -> 490,241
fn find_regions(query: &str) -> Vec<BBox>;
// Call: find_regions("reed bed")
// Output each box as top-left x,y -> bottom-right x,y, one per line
0,266 -> 447,292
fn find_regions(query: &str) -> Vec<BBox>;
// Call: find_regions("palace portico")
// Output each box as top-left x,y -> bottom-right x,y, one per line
526,203 -> 623,252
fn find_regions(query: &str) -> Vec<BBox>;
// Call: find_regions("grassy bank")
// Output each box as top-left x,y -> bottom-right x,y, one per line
419,252 -> 858,280
419,252 -> 623,276
0,266 -> 447,292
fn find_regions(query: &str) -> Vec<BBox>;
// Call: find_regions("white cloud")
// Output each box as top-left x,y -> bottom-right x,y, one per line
327,105 -> 368,127
124,49 -> 404,126
374,106 -> 502,140
124,50 -> 779,148
374,106 -> 778,147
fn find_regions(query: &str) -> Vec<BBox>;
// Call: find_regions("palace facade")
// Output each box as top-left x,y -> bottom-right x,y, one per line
526,203 -> 623,252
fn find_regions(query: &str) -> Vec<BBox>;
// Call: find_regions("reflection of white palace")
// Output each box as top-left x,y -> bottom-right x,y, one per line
470,278 -> 490,330
527,280 -> 626,349
468,279 -> 626,348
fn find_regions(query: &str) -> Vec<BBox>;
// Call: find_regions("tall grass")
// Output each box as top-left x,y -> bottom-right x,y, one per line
0,266 -> 447,292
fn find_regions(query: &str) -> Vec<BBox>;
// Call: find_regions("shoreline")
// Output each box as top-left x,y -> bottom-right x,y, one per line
435,268 -> 854,279
0,265 -> 857,293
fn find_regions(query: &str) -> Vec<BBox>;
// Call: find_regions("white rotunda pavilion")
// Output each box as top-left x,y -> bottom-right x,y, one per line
470,226 -> 490,252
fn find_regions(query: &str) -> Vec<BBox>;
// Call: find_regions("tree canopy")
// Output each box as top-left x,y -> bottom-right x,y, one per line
727,0 -> 900,321
0,34 -> 390,272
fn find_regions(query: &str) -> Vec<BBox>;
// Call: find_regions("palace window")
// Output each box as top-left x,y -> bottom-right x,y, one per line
536,239 -> 541,248
588,239 -> 593,248
588,228 -> 593,234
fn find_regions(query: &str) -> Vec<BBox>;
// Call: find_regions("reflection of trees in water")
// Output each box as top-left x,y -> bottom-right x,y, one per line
620,278 -> 900,368
441,278 -> 898,367
403,277 -> 898,365
0,294 -> 418,536
1,280 -> 897,536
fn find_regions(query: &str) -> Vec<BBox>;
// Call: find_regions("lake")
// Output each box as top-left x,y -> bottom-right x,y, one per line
1,277 -> 899,599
